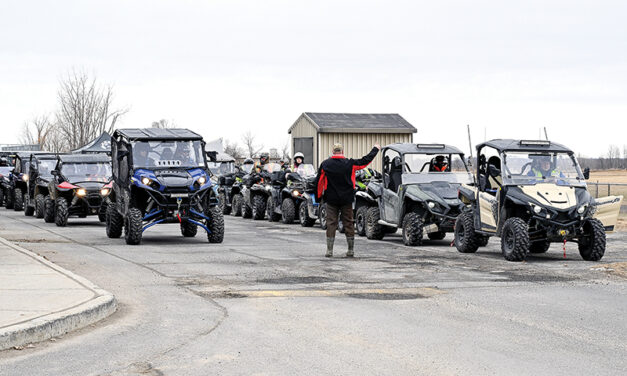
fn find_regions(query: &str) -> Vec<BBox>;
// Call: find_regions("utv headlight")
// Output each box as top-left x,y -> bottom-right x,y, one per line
22,174 -> 29,182
141,177 -> 151,186
577,205 -> 586,214
533,205 -> 542,214
427,201 -> 436,209
198,176 -> 207,185
100,188 -> 110,196
76,188 -> 87,197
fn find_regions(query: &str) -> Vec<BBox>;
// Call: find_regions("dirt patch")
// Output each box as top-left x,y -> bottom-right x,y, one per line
257,276 -> 336,284
591,262 -> 627,279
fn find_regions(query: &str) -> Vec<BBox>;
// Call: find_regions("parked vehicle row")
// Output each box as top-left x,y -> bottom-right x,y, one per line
216,139 -> 622,262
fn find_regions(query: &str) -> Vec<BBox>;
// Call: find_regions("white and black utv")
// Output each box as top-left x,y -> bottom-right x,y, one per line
364,143 -> 473,246
454,139 -> 623,261
106,128 -> 224,245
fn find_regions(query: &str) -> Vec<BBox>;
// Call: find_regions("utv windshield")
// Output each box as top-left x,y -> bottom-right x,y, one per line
502,151 -> 585,187
240,163 -> 254,174
132,140 -> 204,169
37,159 -> 57,177
296,164 -> 316,177
402,153 -> 473,185
208,161 -> 235,175
61,162 -> 112,183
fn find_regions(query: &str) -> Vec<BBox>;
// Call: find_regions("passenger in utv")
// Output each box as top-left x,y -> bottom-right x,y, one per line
429,155 -> 449,172
135,143 -> 155,167
316,142 -> 380,257
528,155 -> 564,178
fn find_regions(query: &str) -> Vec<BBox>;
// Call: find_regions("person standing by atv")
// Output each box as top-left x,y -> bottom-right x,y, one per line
316,142 -> 380,257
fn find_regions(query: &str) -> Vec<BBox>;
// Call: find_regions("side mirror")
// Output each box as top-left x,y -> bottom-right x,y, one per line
206,151 -> 218,163
583,167 -> 590,180
488,165 -> 501,178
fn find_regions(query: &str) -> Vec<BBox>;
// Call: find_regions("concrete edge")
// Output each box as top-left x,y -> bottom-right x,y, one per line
0,236 -> 117,351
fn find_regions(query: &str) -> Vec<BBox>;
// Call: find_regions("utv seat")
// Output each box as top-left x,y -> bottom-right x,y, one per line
388,157 -> 403,192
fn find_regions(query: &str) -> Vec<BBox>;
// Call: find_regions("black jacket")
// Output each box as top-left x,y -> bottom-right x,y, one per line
316,147 -> 379,206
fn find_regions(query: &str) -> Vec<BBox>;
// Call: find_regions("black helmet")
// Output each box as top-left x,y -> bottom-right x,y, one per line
243,158 -> 254,165
259,153 -> 269,164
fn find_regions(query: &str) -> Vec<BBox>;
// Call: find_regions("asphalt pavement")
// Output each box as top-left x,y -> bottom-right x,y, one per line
0,209 -> 625,375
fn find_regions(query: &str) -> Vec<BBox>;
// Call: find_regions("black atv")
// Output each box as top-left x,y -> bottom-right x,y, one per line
105,128 -> 224,245
6,152 -> 49,212
266,163 -> 292,223
48,154 -> 112,226
241,163 -> 281,220
207,153 -> 237,215
282,164 -> 319,226
0,165 -> 13,207
364,143 -> 473,246
24,153 -> 58,218
228,163 -> 253,217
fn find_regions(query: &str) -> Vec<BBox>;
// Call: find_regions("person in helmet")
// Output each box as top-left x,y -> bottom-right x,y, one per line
134,142 -> 155,167
240,158 -> 255,174
528,155 -> 563,179
293,152 -> 305,170
254,152 -> 270,173
429,155 -> 449,172
174,142 -> 195,166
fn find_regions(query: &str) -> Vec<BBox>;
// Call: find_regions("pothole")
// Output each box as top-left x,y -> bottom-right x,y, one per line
347,292 -> 426,300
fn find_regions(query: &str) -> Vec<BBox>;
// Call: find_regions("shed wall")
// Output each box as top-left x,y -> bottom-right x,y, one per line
317,133 -> 413,170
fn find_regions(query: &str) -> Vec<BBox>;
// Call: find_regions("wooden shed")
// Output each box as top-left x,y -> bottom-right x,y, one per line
288,112 -> 417,168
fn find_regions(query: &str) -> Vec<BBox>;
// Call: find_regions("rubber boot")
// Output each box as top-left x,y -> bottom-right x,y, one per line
326,237 -> 334,257
346,237 -> 355,257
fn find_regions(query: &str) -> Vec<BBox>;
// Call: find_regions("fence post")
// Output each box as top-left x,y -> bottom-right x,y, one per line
596,181 -> 599,197
608,183 -> 611,196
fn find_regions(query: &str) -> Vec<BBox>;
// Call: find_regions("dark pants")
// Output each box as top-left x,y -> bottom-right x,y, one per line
326,203 -> 354,238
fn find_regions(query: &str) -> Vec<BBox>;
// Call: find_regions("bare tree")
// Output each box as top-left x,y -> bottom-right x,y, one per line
241,131 -> 263,158
224,139 -> 244,159
55,69 -> 128,150
20,115 -> 52,147
607,145 -> 621,169
281,141 -> 290,160
151,119 -> 176,128
45,123 -> 69,153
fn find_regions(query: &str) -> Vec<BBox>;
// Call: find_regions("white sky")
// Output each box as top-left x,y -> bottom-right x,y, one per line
1,0 -> 626,157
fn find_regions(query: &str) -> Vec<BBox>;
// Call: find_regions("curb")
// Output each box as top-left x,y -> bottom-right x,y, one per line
0,237 -> 117,351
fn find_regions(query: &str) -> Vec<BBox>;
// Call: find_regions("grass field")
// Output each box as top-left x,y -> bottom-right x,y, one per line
587,170 -> 627,230
589,170 -> 627,184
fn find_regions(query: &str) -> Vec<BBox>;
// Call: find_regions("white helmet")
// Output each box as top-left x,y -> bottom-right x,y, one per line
293,152 -> 304,162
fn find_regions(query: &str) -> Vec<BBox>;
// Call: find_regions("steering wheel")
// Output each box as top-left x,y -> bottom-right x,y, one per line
520,162 -> 533,175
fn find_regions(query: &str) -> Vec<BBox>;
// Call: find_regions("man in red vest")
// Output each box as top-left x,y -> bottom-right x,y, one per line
316,142 -> 380,257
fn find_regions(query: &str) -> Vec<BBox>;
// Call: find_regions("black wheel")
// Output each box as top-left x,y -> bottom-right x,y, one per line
43,195 -> 55,223
242,197 -> 253,218
427,231 -> 446,241
55,197 -> 69,227
477,235 -> 490,247
35,194 -> 45,218
529,240 -> 550,254
281,197 -> 296,224
266,196 -> 281,222
231,194 -> 242,217
5,189 -> 14,209
124,207 -> 143,245
181,220 -> 198,237
501,217 -> 529,262
402,212 -> 423,246
252,194 -> 266,220
454,211 -> 480,253
206,205 -> 225,243
299,201 -> 315,227
106,203 -> 123,238
24,193 -> 34,216
319,203 -> 328,230
365,206 -> 384,240
355,206 -> 368,236
13,188 -> 23,211
219,192 -> 231,215
578,218 -> 606,261
98,202 -> 108,222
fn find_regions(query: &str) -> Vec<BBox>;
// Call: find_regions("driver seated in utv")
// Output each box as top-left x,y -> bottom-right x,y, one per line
47,153 -> 112,226
364,143 -> 473,246
105,128 -> 224,245
455,139 -> 623,261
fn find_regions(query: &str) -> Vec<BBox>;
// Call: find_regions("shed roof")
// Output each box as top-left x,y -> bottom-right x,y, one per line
478,139 -> 572,153
114,128 -> 203,141
289,113 -> 417,134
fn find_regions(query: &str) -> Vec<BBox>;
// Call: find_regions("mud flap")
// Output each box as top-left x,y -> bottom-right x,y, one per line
593,195 -> 623,232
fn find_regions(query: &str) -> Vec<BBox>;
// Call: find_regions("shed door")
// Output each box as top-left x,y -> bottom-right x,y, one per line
293,137 -> 314,164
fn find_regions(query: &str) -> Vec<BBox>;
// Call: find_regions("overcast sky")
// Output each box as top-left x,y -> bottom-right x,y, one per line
1,0 -> 626,157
